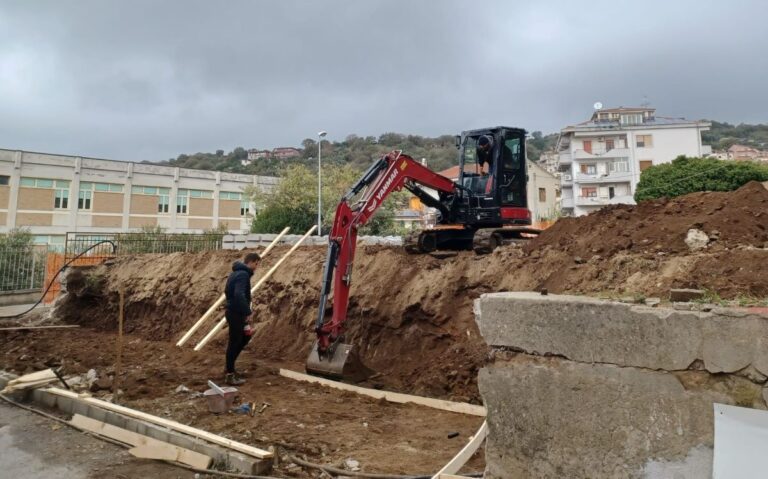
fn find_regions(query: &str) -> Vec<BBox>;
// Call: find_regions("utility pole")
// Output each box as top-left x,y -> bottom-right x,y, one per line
317,131 -> 327,235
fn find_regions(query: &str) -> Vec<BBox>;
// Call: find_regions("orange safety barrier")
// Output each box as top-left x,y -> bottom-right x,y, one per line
42,253 -> 114,304
532,219 -> 556,230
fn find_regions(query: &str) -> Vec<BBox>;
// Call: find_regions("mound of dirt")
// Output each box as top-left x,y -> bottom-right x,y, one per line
528,181 -> 768,257
55,183 -> 768,401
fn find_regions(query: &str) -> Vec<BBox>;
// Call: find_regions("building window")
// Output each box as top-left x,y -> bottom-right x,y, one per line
158,194 -> 170,213
240,200 -> 250,216
177,195 -> 188,214
636,135 -> 653,148
581,187 -> 597,198
639,160 -> 654,172
179,188 -> 213,199
94,182 -> 123,193
131,186 -> 168,196
580,164 -> 597,175
0,175 -> 9,185
605,139 -> 615,151
620,114 -> 642,125
220,191 -> 243,201
583,140 -> 592,154
54,188 -> 69,209
20,177 -> 56,189
609,160 -> 629,173
538,188 -> 546,203
78,190 -> 92,210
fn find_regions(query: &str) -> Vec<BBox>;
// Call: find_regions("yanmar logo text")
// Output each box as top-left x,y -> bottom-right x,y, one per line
366,168 -> 400,213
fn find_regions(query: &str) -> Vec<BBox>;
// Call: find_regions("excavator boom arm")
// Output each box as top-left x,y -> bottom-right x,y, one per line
313,151 -> 456,355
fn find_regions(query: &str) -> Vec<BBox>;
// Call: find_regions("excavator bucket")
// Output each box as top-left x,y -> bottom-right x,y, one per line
305,341 -> 375,382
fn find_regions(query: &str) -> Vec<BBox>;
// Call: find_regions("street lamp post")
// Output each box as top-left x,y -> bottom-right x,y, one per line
317,131 -> 327,235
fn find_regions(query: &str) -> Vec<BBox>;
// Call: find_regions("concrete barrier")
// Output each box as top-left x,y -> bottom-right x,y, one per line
474,292 -> 768,478
0,289 -> 42,307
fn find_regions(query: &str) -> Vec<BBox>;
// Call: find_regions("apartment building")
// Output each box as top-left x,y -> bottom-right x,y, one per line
0,148 -> 279,247
557,107 -> 710,216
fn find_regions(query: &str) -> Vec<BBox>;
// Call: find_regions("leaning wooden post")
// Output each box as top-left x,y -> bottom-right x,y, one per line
193,225 -> 317,351
176,226 -> 290,346
113,287 -> 125,403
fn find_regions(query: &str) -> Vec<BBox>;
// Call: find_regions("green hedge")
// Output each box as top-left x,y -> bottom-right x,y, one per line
635,156 -> 768,202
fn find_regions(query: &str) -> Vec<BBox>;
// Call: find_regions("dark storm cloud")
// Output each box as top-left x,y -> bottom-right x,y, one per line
1,0 -> 766,161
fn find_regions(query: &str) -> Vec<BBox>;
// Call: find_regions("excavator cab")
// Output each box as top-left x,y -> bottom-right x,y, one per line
454,127 -> 530,227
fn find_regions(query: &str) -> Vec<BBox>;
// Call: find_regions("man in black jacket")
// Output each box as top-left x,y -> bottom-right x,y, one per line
224,252 -> 260,385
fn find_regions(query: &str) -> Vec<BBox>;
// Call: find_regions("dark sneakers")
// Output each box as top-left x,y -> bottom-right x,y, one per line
225,373 -> 245,386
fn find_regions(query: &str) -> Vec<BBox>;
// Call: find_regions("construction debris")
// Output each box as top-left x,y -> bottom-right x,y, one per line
1,368 -> 58,393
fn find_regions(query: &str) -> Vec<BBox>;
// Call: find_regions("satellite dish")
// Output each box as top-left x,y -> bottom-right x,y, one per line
593,102 -> 603,110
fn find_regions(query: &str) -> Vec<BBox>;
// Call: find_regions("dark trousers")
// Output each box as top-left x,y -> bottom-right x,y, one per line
225,313 -> 252,374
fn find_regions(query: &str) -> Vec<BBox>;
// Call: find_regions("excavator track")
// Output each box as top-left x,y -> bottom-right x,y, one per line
405,226 -> 542,255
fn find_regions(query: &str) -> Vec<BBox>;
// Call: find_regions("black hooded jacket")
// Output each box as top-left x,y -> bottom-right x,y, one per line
225,261 -> 253,317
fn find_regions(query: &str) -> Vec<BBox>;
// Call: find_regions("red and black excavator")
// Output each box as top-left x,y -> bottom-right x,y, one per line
305,126 -> 540,378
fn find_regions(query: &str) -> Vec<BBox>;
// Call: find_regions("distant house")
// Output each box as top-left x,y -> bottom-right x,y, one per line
247,149 -> 271,161
727,144 -> 765,161
271,147 -> 302,159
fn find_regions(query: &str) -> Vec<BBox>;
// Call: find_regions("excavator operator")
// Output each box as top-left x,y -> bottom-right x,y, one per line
476,135 -> 494,174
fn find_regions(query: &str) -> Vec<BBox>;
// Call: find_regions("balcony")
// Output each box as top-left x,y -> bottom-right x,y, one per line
560,174 -> 573,186
574,194 -> 635,207
559,152 -> 572,165
574,172 -> 632,184
561,197 -> 574,209
573,148 -> 631,160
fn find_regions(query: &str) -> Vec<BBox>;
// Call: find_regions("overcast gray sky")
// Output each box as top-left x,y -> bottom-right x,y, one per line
1,0 -> 766,161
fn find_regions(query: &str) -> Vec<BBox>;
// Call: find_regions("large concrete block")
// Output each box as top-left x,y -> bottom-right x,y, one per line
475,292 -> 768,375
479,357 -> 725,479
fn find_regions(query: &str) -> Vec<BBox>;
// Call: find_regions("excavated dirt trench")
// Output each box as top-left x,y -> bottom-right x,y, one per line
2,182 -> 767,476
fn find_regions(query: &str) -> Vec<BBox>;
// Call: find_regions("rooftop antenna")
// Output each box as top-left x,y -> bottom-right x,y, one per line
593,101 -> 603,110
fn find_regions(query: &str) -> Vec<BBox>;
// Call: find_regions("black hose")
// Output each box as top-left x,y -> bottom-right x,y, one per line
0,240 -> 117,319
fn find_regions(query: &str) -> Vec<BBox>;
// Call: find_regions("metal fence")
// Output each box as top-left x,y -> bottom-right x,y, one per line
0,247 -> 48,292
64,232 -> 224,259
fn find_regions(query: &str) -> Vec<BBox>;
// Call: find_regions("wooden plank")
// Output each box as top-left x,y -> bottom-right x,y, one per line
2,377 -> 58,393
279,369 -> 487,417
193,225 -> 317,351
129,444 -> 210,468
47,387 -> 273,459
0,325 -> 79,331
7,368 -> 56,385
71,414 -> 211,469
432,421 -> 488,478
176,226 -> 290,347
438,475 -> 475,479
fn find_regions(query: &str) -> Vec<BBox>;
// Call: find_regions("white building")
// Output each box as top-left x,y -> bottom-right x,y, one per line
557,107 -> 711,216
0,148 -> 279,247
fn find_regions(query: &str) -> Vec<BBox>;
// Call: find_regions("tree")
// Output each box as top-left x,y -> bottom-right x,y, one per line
634,156 -> 768,202
248,163 -> 404,235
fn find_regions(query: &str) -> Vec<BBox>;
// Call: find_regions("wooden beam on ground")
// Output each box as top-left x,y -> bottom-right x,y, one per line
193,225 -> 317,351
1,368 -> 58,393
71,414 -> 212,469
176,226 -> 290,347
279,369 -> 487,417
0,325 -> 80,331
45,387 -> 273,460
432,421 -> 488,479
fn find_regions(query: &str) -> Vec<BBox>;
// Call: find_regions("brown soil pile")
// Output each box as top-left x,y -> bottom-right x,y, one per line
56,183 -> 768,401
528,181 -> 768,257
